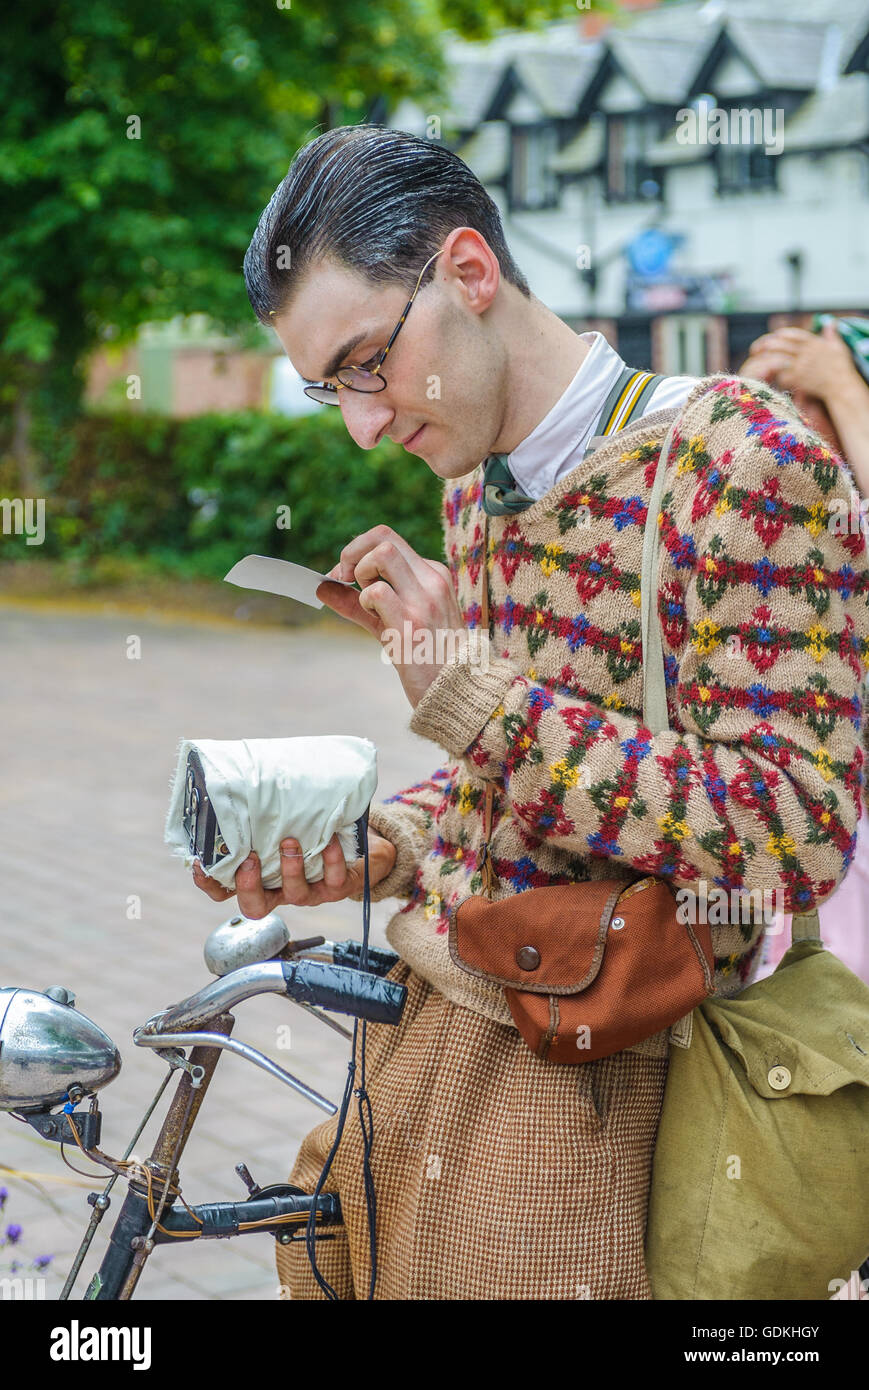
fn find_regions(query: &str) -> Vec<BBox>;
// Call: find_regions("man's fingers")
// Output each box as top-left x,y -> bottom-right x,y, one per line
277,837 -> 342,905
234,852 -> 274,920
192,859 -> 235,902
354,540 -> 420,597
193,840 -> 361,916
741,355 -> 778,383
316,578 -> 382,636
353,544 -> 460,630
358,579 -> 404,632
744,350 -> 793,380
320,833 -> 348,891
335,525 -> 435,586
750,328 -> 812,357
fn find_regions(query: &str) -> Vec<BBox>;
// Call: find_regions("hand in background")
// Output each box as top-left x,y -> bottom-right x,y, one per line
740,320 -> 857,403
739,318 -> 869,494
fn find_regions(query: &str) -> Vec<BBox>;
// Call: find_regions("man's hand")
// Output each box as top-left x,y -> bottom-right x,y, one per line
315,523 -> 469,708
192,828 -> 397,920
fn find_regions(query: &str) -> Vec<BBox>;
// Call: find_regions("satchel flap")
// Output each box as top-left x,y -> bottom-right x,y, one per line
448,877 -> 665,994
703,946 -> 869,1097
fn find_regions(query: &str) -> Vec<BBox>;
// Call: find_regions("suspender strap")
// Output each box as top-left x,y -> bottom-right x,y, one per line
480,511 -> 498,898
585,368 -> 665,455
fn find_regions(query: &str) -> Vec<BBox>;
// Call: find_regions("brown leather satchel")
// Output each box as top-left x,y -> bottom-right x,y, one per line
449,876 -> 715,1063
451,408 -> 716,1064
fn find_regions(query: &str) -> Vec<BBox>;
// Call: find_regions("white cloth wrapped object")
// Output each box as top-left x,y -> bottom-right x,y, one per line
164,735 -> 378,890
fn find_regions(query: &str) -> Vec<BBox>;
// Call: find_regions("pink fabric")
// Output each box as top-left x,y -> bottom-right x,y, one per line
755,814 -> 869,984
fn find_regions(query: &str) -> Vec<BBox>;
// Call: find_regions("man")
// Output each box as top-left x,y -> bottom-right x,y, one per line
195,125 -> 868,1299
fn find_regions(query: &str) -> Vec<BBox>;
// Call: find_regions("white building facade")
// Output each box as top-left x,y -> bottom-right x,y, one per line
390,0 -> 869,375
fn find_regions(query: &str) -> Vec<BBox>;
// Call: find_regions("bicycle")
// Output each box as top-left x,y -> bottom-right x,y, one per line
1,815 -> 405,1301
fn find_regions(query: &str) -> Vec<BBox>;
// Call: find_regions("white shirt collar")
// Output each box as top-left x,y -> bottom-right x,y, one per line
506,331 -> 627,500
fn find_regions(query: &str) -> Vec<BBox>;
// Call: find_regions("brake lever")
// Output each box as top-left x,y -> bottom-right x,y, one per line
134,1029 -> 337,1115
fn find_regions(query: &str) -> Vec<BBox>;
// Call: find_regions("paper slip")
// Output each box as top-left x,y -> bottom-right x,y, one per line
224,554 -> 356,609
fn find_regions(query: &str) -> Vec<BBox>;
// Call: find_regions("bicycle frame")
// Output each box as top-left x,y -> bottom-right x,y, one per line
78,1011 -> 343,1301
1,933 -> 404,1301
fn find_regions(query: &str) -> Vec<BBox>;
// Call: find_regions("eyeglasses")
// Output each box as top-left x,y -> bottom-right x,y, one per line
302,245 -> 445,405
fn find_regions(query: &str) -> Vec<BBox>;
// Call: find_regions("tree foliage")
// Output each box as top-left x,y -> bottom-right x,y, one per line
0,0 -> 582,428
0,407 -> 445,580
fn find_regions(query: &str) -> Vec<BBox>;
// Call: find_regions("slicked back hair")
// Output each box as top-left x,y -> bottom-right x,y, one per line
243,124 -> 531,324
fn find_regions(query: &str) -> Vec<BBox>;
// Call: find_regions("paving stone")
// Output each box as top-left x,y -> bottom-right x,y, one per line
0,605 -> 434,1300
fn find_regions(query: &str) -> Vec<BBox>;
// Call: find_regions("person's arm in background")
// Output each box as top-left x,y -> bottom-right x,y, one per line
741,320 -> 869,491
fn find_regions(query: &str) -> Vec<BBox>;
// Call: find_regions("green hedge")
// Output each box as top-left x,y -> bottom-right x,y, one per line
1,409 -> 445,579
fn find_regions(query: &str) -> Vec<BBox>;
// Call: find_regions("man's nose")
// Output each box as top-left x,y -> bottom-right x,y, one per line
338,389 -> 394,450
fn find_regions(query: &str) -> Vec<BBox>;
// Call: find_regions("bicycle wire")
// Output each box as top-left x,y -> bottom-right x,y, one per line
304,810 -> 378,1299
65,1110 -> 203,1238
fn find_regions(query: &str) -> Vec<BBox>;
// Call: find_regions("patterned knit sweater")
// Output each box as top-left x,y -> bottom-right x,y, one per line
367,374 -> 869,1049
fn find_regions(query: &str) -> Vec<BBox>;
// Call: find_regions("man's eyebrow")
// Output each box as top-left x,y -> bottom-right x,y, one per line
309,331 -> 371,384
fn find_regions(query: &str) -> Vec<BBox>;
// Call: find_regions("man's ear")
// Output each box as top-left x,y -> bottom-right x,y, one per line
440,228 -> 500,317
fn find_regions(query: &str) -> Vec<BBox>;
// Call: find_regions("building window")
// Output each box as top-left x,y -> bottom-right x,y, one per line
715,109 -> 779,194
606,115 -> 659,202
510,124 -> 558,210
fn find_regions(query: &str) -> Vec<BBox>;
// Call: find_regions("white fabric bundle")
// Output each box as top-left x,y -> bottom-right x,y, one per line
164,735 -> 378,890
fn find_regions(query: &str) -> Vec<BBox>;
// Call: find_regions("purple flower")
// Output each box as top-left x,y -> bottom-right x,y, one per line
747,683 -> 777,719
0,1187 -> 8,1211
32,1254 -> 53,1270
621,735 -> 651,761
4,1224 -> 23,1245
612,497 -> 644,531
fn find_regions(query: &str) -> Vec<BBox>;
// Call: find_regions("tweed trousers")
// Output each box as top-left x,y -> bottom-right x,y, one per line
277,962 -> 669,1300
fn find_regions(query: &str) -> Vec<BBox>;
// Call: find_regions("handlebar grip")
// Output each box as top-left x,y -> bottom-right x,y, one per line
280,959 -> 406,1026
331,940 -> 401,977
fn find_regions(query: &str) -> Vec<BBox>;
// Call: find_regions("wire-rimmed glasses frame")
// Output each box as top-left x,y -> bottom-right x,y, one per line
301,246 -> 445,405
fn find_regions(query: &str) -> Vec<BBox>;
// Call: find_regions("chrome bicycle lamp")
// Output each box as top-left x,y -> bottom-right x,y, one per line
0,986 -> 121,1112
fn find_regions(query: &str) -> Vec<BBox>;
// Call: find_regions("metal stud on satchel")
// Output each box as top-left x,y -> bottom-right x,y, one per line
449,410 -> 716,1064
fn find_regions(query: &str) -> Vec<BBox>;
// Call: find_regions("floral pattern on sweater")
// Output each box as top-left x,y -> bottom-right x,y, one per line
368,375 -> 869,1032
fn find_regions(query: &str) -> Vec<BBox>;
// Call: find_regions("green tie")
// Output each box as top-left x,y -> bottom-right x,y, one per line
481,453 -> 533,516
481,368 -> 665,518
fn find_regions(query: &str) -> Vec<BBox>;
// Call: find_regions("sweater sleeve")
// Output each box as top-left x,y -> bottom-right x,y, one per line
408,382 -> 868,917
363,766 -> 455,902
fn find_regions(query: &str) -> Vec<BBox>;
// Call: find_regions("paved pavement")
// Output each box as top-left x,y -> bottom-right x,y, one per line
0,601 -> 437,1301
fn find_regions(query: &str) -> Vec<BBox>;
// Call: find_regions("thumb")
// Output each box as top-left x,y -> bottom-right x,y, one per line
316,577 -> 381,636
821,318 -> 840,341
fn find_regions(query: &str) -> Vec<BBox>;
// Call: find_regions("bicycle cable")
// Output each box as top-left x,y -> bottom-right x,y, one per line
304,808 -> 378,1299
65,1111 -> 204,1238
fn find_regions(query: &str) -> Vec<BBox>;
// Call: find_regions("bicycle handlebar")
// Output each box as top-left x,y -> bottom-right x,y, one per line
139,958 -> 406,1035
280,959 -> 405,1024
151,1189 -> 343,1242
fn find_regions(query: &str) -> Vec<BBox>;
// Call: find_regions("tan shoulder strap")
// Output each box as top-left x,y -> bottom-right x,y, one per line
640,412 -> 680,737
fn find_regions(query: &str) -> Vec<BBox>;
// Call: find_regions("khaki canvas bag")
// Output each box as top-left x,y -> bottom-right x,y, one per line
641,414 -> 869,1300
